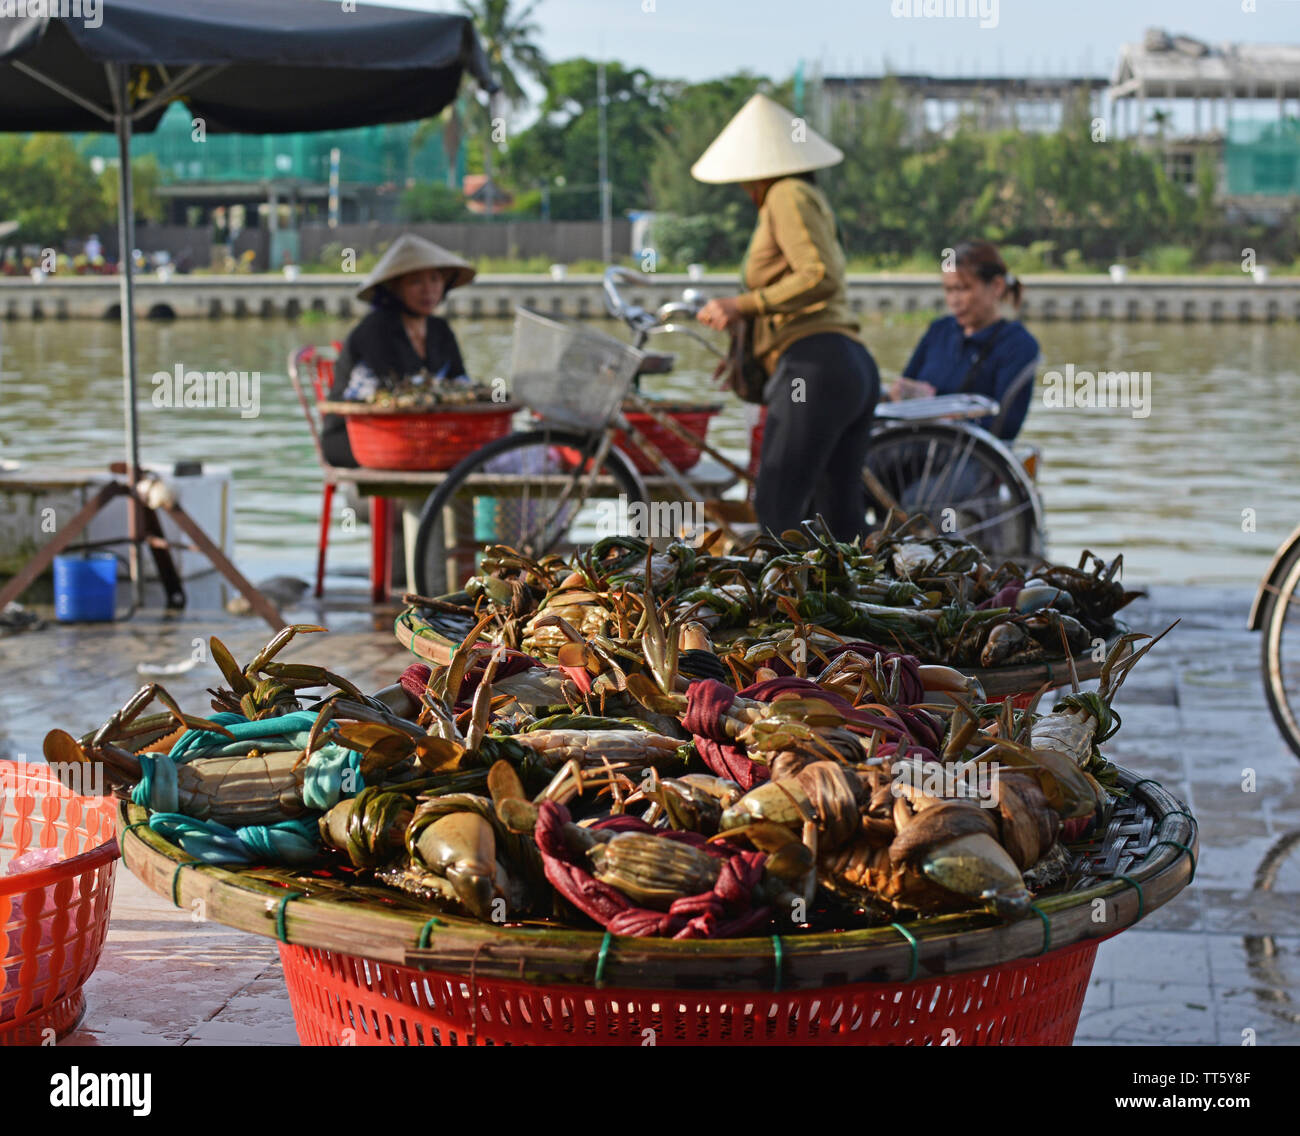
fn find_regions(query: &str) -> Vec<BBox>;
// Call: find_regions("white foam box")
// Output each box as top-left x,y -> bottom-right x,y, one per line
0,463 -> 235,581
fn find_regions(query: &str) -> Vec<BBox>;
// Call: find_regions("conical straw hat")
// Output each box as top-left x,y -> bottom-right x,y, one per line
691,92 -> 844,184
356,233 -> 476,301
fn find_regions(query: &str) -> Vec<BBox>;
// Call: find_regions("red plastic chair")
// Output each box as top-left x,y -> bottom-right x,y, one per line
289,341 -> 378,598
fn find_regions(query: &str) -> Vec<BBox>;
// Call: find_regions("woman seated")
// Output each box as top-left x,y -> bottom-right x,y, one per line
321,234 -> 477,467
894,239 -> 1040,442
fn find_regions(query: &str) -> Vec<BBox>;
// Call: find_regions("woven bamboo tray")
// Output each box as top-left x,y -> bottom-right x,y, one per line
394,599 -> 1130,701
963,632 -> 1130,698
115,767 -> 1195,992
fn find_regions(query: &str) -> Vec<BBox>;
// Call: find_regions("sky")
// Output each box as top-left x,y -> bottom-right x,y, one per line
366,0 -> 1300,83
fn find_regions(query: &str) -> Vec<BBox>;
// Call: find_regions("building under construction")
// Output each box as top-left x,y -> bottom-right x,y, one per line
814,27 -> 1300,215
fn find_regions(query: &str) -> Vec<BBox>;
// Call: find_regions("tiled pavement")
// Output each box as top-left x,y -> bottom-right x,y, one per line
1073,586 -> 1300,1046
4,583 -> 1297,1045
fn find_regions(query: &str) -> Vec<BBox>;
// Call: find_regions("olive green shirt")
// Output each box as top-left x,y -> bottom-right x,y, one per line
733,177 -> 861,374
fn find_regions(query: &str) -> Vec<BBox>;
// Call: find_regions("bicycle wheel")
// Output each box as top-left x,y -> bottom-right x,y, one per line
412,427 -> 647,596
863,422 -> 1043,564
1260,540 -> 1300,761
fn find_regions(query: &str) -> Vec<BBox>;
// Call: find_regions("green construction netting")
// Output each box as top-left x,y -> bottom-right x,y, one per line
1224,118 -> 1300,197
75,100 -> 460,187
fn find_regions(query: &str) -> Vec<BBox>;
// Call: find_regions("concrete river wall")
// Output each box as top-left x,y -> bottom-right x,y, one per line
3,273 -> 1298,323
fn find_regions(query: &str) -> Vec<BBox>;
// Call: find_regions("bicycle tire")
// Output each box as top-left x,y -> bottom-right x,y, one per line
863,421 -> 1044,564
412,427 -> 647,596
1260,538 -> 1300,761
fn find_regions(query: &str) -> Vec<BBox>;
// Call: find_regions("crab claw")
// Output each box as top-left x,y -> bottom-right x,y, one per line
43,728 -> 141,790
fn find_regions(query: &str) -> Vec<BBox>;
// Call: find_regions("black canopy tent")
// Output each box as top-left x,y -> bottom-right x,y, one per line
0,0 -> 495,627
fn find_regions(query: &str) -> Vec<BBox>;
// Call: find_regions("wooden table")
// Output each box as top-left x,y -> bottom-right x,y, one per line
340,457 -> 738,602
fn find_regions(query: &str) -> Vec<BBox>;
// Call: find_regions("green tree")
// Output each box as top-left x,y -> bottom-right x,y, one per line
0,135 -> 111,242
461,0 -> 549,111
501,58 -> 670,219
645,73 -> 783,264
399,182 -> 471,222
99,154 -> 166,226
411,1 -> 550,191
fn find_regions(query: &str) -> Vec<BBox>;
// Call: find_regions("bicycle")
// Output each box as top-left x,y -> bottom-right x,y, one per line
411,267 -> 1045,595
1251,525 -> 1300,759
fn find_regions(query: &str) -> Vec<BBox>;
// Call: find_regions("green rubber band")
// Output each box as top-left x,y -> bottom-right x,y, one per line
1161,809 -> 1199,830
890,922 -> 919,983
1154,839 -> 1197,882
594,930 -> 614,989
1030,903 -> 1052,955
274,892 -> 304,943
417,916 -> 445,949
170,861 -> 196,907
1130,778 -> 1160,792
123,821 -> 153,841
1114,873 -> 1145,920
771,935 -> 784,994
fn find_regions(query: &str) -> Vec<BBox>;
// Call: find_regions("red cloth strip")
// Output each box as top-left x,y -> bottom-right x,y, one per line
534,800 -> 771,940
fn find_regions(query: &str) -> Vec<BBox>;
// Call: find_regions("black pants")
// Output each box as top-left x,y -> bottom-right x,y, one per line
754,332 -> 878,541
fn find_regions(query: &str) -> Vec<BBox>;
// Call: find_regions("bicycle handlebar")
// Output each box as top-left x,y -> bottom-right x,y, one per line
602,266 -> 724,357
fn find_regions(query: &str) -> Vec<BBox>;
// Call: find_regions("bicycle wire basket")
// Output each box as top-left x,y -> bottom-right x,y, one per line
509,307 -> 645,431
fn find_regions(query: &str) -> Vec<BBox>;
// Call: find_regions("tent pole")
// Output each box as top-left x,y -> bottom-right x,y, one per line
113,63 -> 143,604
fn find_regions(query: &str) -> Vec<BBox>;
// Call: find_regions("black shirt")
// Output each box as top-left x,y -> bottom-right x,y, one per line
320,307 -> 469,467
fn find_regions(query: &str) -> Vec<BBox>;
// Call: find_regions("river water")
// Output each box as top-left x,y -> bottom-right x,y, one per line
2,314 -> 1296,586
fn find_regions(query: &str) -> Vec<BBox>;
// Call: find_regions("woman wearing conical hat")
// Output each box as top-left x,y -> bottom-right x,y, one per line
693,93 -> 878,540
321,234 -> 477,467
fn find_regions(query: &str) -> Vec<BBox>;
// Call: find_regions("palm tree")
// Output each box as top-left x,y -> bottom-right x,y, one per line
461,0 -> 550,113
411,1 -> 549,189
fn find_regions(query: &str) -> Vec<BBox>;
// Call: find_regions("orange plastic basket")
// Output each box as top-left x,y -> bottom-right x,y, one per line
343,406 -> 516,471
278,937 -> 1101,1046
0,761 -> 119,1045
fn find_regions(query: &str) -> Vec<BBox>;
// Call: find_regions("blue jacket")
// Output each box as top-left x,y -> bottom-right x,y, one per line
903,316 -> 1040,440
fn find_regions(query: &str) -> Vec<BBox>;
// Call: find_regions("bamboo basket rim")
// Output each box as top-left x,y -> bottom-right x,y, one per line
115,766 -> 1195,992
317,400 -> 519,417
394,598 -> 1130,696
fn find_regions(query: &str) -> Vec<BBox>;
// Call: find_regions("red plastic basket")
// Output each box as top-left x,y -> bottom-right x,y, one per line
613,405 -> 721,474
344,406 -> 516,471
278,937 -> 1100,1046
0,761 -> 119,1045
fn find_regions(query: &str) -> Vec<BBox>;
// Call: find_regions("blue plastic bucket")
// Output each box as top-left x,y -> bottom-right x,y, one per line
53,553 -> 118,622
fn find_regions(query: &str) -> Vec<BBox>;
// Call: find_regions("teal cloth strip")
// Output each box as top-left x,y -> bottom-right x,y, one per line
595,931 -> 614,988
1114,873 -> 1145,921
890,922 -> 919,982
274,892 -> 304,943
131,752 -> 178,813
418,916 -> 445,950
771,935 -> 784,993
1029,903 -> 1051,955
146,813 -> 321,866
1154,839 -> 1197,882
130,710 -> 363,866
165,711 -> 363,810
